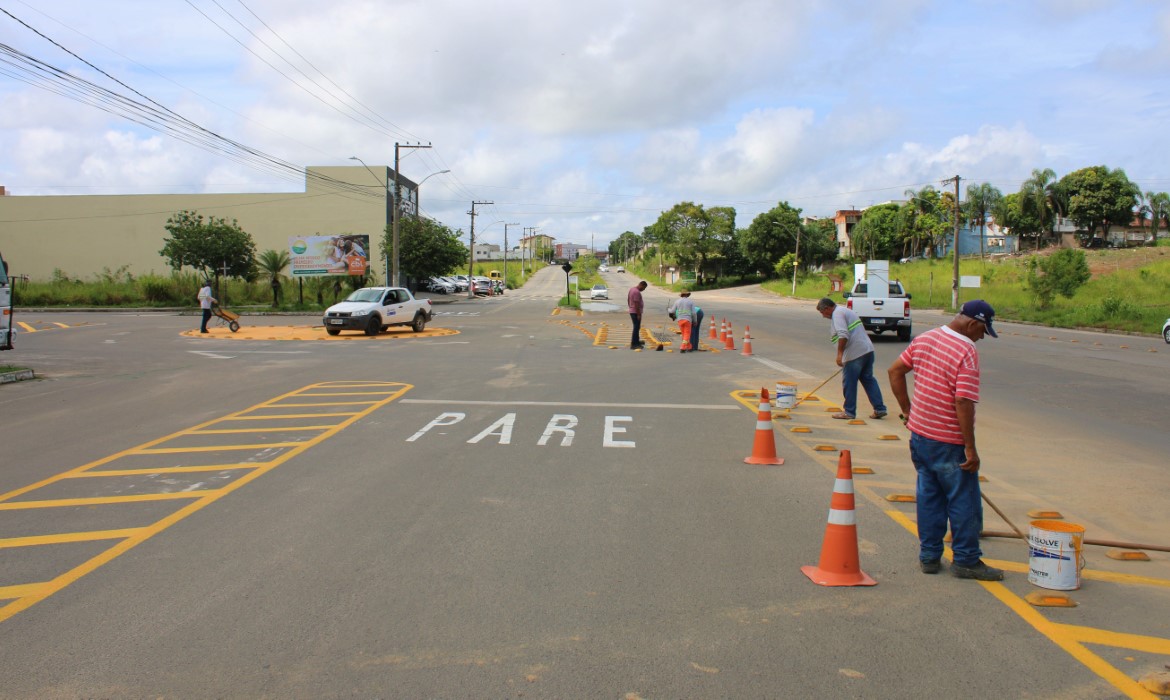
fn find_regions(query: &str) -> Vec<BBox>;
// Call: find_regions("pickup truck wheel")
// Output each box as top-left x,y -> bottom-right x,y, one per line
411,313 -> 427,333
897,327 -> 911,341
364,316 -> 381,336
326,327 -> 340,336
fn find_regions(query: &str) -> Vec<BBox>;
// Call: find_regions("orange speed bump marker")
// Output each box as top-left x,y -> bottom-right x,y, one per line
801,450 -> 876,587
1025,592 -> 1077,608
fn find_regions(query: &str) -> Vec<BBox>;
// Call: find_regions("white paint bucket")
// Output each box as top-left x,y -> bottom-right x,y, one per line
774,382 -> 797,410
1027,520 -> 1085,590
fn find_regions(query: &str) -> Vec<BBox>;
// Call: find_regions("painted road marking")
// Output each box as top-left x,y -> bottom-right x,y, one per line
0,381 -> 411,624
730,391 -> 1170,699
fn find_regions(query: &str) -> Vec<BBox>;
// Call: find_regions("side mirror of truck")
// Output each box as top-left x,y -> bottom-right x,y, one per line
905,293 -> 912,300
842,291 -> 851,298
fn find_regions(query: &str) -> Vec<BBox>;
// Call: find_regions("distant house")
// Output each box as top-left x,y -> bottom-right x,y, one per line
833,209 -> 862,258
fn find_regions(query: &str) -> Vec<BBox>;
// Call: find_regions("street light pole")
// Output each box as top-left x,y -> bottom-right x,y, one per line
792,225 -> 802,296
349,156 -> 390,284
392,142 -> 432,288
467,201 -> 494,299
504,222 -> 519,289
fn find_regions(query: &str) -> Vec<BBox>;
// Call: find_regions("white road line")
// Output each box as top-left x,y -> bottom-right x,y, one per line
752,356 -> 814,379
401,399 -> 740,410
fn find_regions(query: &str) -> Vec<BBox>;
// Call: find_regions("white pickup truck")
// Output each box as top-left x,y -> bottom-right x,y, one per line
843,278 -> 912,341
322,286 -> 433,336
0,252 -> 12,350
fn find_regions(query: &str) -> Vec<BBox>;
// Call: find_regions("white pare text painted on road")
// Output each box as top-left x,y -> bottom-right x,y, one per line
406,412 -> 635,447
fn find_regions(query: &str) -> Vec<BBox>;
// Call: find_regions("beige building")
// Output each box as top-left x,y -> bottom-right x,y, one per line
0,166 -> 418,282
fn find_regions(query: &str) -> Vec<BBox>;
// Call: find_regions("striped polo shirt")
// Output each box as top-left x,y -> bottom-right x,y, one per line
898,325 -> 980,445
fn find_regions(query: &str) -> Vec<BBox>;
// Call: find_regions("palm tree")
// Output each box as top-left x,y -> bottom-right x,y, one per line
1138,191 -> 1170,241
1021,168 -> 1061,246
965,182 -> 1003,259
255,249 -> 290,308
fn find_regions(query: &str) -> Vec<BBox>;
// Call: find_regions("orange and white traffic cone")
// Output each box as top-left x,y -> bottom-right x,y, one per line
724,320 -> 736,350
741,325 -> 754,357
719,318 -> 728,343
709,316 -> 718,340
744,388 -> 784,465
801,450 -> 876,587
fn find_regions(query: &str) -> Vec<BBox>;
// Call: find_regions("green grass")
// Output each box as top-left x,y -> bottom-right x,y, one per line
764,245 -> 1170,334
0,364 -> 26,373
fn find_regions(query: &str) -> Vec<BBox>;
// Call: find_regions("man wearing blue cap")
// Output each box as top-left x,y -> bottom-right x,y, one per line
887,300 -> 1002,581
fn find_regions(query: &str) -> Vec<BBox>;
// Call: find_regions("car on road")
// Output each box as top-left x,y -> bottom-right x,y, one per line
322,286 -> 432,336
615,266 -> 625,273
599,264 -> 609,273
589,284 -> 608,300
1163,318 -> 1170,343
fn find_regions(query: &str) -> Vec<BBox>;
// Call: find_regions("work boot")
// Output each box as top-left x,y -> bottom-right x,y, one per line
952,560 -> 1004,581
920,559 -> 941,574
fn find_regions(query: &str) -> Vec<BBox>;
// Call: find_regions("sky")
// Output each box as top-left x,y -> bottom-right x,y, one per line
1,0 -> 1169,252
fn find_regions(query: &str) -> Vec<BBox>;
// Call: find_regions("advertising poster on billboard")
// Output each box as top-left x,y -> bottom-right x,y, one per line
288,235 -> 370,277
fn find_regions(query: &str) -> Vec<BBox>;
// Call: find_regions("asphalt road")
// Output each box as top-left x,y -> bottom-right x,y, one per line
1,266 -> 1167,699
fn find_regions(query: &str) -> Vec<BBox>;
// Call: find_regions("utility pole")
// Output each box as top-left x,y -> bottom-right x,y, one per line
792,225 -> 802,297
943,175 -> 961,309
392,142 -> 432,288
467,201 -> 494,298
504,222 -> 520,289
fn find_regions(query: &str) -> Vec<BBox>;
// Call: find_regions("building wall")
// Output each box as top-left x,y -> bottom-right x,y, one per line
0,166 -> 391,281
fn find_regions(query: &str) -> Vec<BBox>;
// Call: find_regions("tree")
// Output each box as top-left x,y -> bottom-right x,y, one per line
254,249 -> 290,308
802,218 -> 840,268
995,192 -> 1045,250
656,202 -> 736,280
393,216 -> 468,282
740,202 -> 803,276
159,210 -> 256,281
900,186 -> 947,257
1137,191 -> 1170,239
1059,166 -> 1140,244
964,182 -> 1002,258
1020,168 -> 1063,245
850,203 -> 901,260
1025,248 -> 1091,308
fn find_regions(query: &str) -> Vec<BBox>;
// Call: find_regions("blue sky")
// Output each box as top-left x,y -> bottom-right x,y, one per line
1,0 -> 1168,250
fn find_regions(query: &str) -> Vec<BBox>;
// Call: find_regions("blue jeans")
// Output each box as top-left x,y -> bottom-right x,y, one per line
910,432 -> 983,566
840,350 -> 886,417
629,313 -> 642,347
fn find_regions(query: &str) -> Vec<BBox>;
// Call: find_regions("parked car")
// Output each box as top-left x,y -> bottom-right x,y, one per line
442,276 -> 468,292
1163,318 -> 1170,344
322,287 -> 432,336
589,284 -> 608,300
426,277 -> 455,294
471,278 -> 493,295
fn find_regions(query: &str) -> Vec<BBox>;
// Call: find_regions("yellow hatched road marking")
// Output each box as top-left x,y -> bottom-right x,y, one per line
66,464 -> 263,478
130,442 -> 305,454
184,425 -> 336,435
0,492 -> 217,510
16,322 -> 35,332
0,381 -> 412,624
267,400 -> 382,407
0,528 -> 148,549
222,412 -> 361,420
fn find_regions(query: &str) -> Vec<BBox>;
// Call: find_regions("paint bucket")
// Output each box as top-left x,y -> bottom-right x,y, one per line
774,382 -> 797,410
1027,520 -> 1085,590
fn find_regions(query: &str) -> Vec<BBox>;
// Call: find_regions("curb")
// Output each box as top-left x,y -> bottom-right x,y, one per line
0,369 -> 35,385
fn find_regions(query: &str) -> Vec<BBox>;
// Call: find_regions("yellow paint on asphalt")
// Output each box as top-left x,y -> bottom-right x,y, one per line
0,380 -> 411,624
731,396 -> 1170,698
181,325 -> 459,341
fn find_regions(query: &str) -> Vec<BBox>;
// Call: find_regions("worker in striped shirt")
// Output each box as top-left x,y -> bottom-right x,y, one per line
887,299 -> 1003,581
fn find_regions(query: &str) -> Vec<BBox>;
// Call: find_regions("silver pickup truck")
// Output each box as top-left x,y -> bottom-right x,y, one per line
843,280 -> 912,341
322,286 -> 433,336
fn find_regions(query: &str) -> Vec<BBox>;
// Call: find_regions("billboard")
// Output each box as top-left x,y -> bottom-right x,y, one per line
288,235 -> 370,277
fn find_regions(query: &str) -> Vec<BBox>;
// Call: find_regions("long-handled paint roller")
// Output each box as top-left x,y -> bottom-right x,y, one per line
786,367 -> 843,413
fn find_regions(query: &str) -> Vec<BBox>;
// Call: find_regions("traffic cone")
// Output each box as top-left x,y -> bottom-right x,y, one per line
724,320 -> 736,350
801,450 -> 876,587
741,325 -> 754,357
744,388 -> 784,465
719,318 -> 728,343
709,316 -> 718,340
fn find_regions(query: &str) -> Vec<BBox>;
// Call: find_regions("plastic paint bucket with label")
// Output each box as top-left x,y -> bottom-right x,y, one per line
1027,520 -> 1085,590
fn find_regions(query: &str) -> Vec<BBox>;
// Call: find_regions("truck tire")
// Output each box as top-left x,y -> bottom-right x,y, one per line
364,316 -> 381,336
897,327 -> 911,341
326,327 -> 340,336
411,313 -> 427,333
